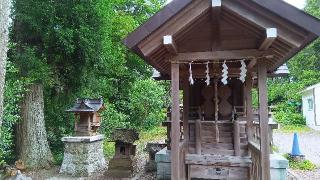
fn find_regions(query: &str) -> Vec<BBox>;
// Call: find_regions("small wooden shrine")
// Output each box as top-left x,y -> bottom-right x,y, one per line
124,0 -> 320,179
107,129 -> 139,178
66,98 -> 104,136
61,98 -> 106,176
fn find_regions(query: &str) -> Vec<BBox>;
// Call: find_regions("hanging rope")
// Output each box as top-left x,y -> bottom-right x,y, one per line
239,59 -> 247,83
214,78 -> 220,143
205,61 -> 210,86
221,60 -> 229,85
189,62 -> 194,85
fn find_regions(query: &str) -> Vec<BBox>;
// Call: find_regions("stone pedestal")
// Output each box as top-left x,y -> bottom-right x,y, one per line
60,135 -> 106,176
155,147 -> 171,180
270,153 -> 289,180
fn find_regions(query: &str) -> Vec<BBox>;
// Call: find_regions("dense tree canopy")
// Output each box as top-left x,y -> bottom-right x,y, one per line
1,0 -> 167,163
268,0 -> 320,126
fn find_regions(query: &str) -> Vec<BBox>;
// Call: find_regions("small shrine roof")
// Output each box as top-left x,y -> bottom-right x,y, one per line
66,98 -> 104,112
110,129 -> 139,143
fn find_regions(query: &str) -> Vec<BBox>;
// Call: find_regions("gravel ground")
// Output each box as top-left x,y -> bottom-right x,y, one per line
273,130 -> 320,180
273,130 -> 320,165
18,139 -> 164,180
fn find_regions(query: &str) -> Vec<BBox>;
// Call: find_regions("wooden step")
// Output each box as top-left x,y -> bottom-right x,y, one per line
201,143 -> 234,150
202,137 -> 233,143
202,148 -> 235,155
185,154 -> 252,167
201,131 -> 232,137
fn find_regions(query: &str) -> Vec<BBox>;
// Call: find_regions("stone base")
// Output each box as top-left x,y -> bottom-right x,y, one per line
60,135 -> 106,176
155,147 -> 171,180
289,154 -> 305,161
145,161 -> 157,172
270,154 -> 289,180
106,157 -> 135,178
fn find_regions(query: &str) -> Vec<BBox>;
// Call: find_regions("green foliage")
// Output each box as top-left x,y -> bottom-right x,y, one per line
276,125 -> 311,133
267,1 -> 320,126
103,142 -> 115,160
2,0 -> 167,164
137,126 -> 167,144
135,126 -> 167,153
273,103 -> 305,126
0,61 -> 30,163
127,79 -> 167,131
272,145 -> 280,153
284,154 -> 317,171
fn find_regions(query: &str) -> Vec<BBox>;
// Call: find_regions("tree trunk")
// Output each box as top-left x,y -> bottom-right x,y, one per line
16,84 -> 53,169
0,0 -> 12,127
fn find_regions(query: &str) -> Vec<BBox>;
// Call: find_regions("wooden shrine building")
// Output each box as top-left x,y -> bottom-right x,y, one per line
124,0 -> 320,179
66,98 -> 104,135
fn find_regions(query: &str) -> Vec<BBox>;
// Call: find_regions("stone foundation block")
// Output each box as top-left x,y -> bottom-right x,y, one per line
155,148 -> 171,180
270,153 -> 289,180
60,135 -> 106,176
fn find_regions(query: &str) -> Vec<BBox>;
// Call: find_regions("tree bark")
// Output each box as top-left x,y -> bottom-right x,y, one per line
16,84 -> 53,169
0,0 -> 12,127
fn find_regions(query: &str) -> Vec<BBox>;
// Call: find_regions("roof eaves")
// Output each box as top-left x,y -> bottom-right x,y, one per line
123,0 -> 192,49
251,0 -> 320,36
301,83 -> 320,93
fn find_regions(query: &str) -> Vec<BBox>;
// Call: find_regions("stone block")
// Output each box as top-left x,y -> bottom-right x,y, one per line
270,153 -> 289,180
155,148 -> 171,180
59,135 -> 106,177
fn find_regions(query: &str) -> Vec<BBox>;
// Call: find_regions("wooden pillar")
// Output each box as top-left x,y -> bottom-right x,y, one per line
183,79 -> 190,148
195,118 -> 202,154
245,74 -> 254,141
258,61 -> 270,180
171,62 -> 180,180
233,120 -> 240,156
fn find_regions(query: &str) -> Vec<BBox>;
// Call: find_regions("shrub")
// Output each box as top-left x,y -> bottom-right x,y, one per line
273,103 -> 306,126
284,154 -> 317,171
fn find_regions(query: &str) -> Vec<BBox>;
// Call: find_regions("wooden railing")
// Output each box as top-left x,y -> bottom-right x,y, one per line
248,141 -> 261,180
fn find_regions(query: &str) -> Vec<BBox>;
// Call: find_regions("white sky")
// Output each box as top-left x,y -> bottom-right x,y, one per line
166,0 -> 306,9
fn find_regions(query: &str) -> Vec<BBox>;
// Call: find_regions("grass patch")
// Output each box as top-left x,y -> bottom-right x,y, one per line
283,154 -> 317,171
136,126 -> 167,151
103,141 -> 115,160
272,145 -> 280,153
138,126 -> 167,144
52,151 -> 64,166
276,125 -> 311,133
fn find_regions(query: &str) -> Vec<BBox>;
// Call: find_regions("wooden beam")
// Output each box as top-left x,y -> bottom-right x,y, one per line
171,62 -> 180,180
172,49 -> 272,62
223,0 -> 303,48
248,58 -> 257,69
211,0 -> 221,50
180,67 -> 245,78
138,0 -> 211,57
258,61 -> 270,180
185,154 -> 252,167
259,28 -> 277,51
163,35 -> 178,54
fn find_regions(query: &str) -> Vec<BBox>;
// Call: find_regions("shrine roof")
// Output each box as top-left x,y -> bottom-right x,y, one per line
66,98 -> 104,112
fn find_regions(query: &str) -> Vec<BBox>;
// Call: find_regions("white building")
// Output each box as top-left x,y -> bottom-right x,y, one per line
302,83 -> 320,130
